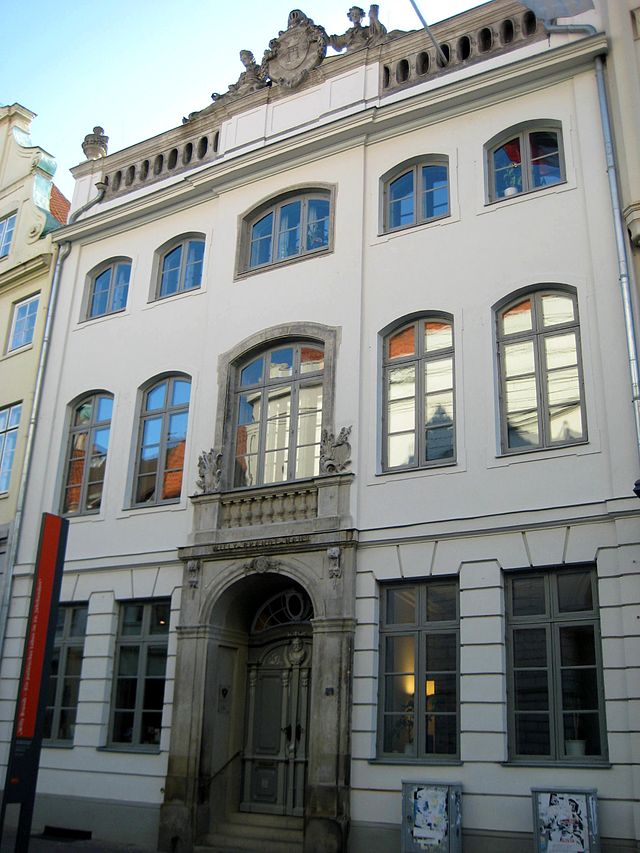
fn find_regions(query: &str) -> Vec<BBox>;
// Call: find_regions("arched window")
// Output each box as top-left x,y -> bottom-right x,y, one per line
233,342 -> 325,487
62,393 -> 113,515
382,157 -> 449,233
382,315 -> 455,471
487,122 -> 565,202
85,259 -> 131,319
497,287 -> 586,451
154,235 -> 205,299
241,189 -> 332,273
132,375 -> 191,505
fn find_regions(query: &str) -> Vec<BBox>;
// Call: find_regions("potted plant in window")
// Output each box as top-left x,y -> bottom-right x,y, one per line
565,712 -> 586,757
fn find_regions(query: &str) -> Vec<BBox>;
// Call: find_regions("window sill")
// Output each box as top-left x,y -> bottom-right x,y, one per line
42,741 -> 74,749
501,759 -> 611,769
369,757 -> 462,766
2,343 -> 34,360
78,307 -> 128,326
481,179 -> 572,212
117,500 -> 186,519
377,212 -> 451,238
488,439 -> 595,469
97,745 -> 161,755
146,286 -> 205,306
235,246 -> 332,281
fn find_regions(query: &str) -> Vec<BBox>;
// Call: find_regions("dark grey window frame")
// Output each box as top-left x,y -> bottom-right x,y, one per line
486,121 -> 566,203
109,599 -> 170,750
496,286 -> 587,455
44,603 -> 88,744
83,257 -> 132,320
61,391 -> 113,516
506,565 -> 607,764
378,578 -> 460,761
238,187 -> 334,276
381,312 -> 456,473
151,233 -> 206,301
381,155 -> 450,234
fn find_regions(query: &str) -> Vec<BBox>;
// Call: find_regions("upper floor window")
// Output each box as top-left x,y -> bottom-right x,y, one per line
507,566 -> 606,762
379,579 -> 459,759
497,288 -> 586,452
487,124 -> 564,201
156,236 -> 205,299
383,157 -> 449,232
86,259 -> 131,319
382,316 -> 455,471
242,190 -> 331,273
7,293 -> 39,352
0,213 -> 17,258
233,342 -> 324,487
0,403 -> 21,494
62,393 -> 113,515
132,375 -> 191,506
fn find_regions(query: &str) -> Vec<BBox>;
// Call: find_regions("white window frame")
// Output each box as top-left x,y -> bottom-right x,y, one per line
0,212 -> 17,258
0,402 -> 21,494
7,293 -> 39,352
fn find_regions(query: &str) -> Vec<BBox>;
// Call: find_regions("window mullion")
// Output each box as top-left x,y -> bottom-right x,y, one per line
257,387 -> 269,486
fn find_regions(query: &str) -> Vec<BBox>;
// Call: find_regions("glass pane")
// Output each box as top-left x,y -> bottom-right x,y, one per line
502,299 -> 532,335
277,201 -> 301,259
383,714 -> 414,753
250,213 -> 273,267
58,709 -> 77,741
425,426 -> 454,461
92,427 -> 110,457
96,396 -> 113,422
162,447 -> 184,499
240,358 -> 264,386
545,333 -> 577,370
234,453 -> 259,488
561,668 -> 598,711
547,367 -> 579,407
541,293 -> 574,327
422,164 -> 449,220
425,714 -> 456,754
65,646 -> 83,677
144,677 -> 166,709
388,171 -> 414,228
507,409 -> 539,448
270,348 -> 294,379
388,326 -> 415,359
116,678 -> 138,708
426,674 -> 456,712
171,379 -> 191,406
111,263 -> 130,311
388,399 -> 415,434
122,605 -> 143,636
426,583 -> 457,621
151,603 -> 170,634
530,131 -> 561,188
385,635 -> 415,673
424,320 -> 452,353
548,403 -> 583,443
425,391 -> 453,425
295,443 -> 319,478
514,671 -> 548,710
558,572 -> 593,612
504,341 -> 535,377
388,433 -> 415,467
511,576 -> 545,615
160,246 -> 181,296
300,346 -> 324,373
494,138 -> 522,198
515,713 -> 550,755
513,628 -> 547,668
136,474 -> 156,504
146,383 -> 166,411
425,358 -> 453,393
385,675 -> 416,712
388,365 -> 415,401
70,606 -> 88,637
386,587 -> 416,624
263,448 -> 288,484
112,711 -> 134,743
184,240 -> 204,290
506,376 -> 537,413
90,269 -> 111,316
61,677 -> 80,707
306,198 -> 330,251
265,390 -> 291,450
74,401 -> 92,426
168,412 -> 188,442
425,633 -> 456,671
140,712 -> 162,745
142,417 -> 162,448
563,711 -> 601,755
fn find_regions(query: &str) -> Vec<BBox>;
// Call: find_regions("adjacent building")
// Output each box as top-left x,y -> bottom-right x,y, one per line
1,2 -> 639,851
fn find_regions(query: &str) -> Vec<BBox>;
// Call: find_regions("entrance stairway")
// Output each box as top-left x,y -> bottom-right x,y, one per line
195,812 -> 304,853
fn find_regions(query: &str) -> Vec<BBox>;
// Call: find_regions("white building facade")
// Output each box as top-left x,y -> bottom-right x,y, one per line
1,2 -> 639,851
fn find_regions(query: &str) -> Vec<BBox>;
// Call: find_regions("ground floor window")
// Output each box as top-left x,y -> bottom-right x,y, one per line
44,604 -> 88,743
378,578 -> 459,759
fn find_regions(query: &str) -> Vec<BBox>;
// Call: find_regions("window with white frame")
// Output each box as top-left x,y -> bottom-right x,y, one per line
0,403 -> 21,493
507,566 -> 606,761
382,315 -> 455,471
497,288 -> 586,452
7,294 -> 39,352
132,375 -> 191,506
379,579 -> 459,759
86,259 -> 131,319
155,236 -> 204,299
383,157 -> 449,232
110,600 -> 170,748
487,124 -> 564,202
0,213 -> 17,258
61,393 -> 113,515
233,341 -> 325,487
44,604 -> 88,743
242,190 -> 331,272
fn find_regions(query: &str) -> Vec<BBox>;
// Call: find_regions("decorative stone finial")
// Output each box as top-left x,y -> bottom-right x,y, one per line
82,126 -> 108,160
319,426 -> 352,474
196,448 -> 223,494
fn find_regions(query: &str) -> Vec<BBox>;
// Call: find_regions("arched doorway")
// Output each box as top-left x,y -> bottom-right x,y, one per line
241,587 -> 313,816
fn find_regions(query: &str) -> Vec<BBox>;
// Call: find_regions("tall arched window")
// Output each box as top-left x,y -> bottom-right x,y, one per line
497,287 -> 586,452
132,375 -> 191,505
233,342 -> 325,487
382,315 -> 455,471
62,393 -> 113,514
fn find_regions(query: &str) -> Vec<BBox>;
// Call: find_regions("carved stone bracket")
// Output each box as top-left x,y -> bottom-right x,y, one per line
242,555 -> 281,574
187,559 -> 201,589
327,546 -> 342,587
196,448 -> 223,494
320,426 -> 352,474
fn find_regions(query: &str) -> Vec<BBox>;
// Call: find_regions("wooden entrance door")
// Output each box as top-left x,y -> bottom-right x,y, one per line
241,634 -> 311,816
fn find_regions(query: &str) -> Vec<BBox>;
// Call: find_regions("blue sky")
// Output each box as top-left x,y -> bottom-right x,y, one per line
2,1 -> 479,199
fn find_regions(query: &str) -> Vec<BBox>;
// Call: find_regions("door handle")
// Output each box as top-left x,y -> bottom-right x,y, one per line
282,723 -> 292,741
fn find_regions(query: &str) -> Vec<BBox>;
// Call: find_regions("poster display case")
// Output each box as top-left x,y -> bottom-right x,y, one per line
532,788 -> 600,853
401,781 -> 462,853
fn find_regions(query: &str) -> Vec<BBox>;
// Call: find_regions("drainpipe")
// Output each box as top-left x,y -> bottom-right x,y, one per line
545,22 -> 640,493
0,181 -> 107,657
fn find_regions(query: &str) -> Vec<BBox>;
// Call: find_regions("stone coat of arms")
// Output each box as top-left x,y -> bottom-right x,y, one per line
262,10 -> 328,89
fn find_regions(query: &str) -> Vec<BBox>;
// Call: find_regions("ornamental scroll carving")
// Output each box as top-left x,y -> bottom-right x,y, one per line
187,559 -> 201,589
243,556 -> 281,574
319,426 -> 352,474
327,547 -> 342,587
196,448 -> 223,494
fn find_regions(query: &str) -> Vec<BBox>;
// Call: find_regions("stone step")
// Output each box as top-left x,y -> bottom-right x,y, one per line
196,813 -> 303,853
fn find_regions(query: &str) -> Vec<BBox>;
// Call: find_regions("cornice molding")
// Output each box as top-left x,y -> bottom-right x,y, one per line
0,253 -> 53,291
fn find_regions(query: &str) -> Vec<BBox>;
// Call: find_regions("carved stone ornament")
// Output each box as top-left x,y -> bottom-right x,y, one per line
328,4 -> 390,53
187,559 -> 201,589
319,426 -> 352,474
82,126 -> 108,160
196,448 -> 223,494
243,555 -> 281,574
286,636 -> 307,666
327,547 -> 342,585
261,9 -> 328,89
